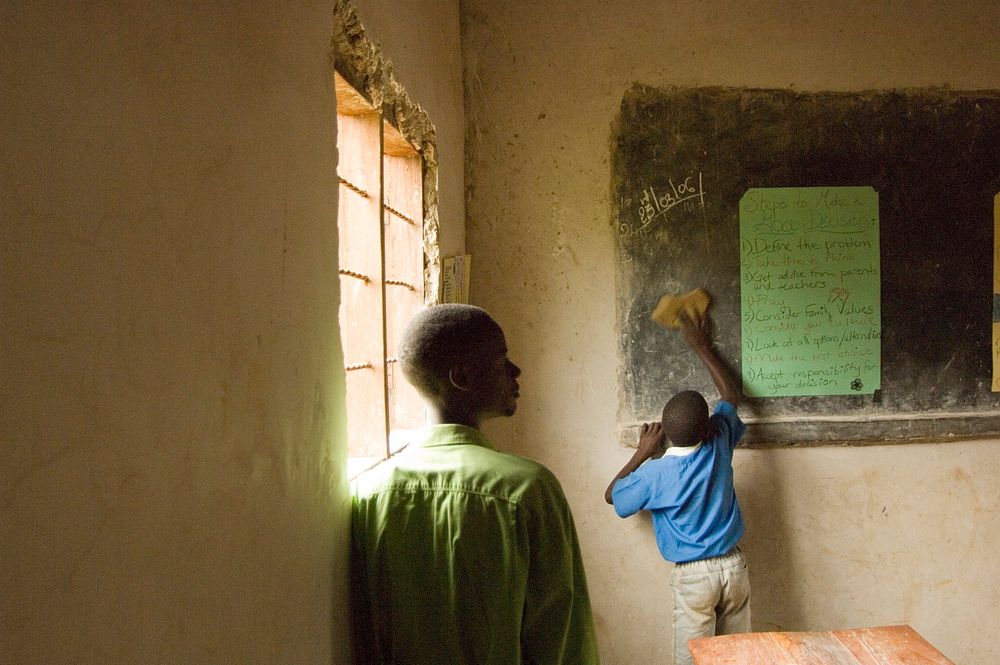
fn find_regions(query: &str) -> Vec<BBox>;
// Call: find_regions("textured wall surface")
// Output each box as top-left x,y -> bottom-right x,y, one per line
2,3 -> 349,662
354,0 -> 466,259
460,2 -> 1000,663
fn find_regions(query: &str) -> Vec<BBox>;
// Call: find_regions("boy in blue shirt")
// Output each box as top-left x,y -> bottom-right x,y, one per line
605,310 -> 749,665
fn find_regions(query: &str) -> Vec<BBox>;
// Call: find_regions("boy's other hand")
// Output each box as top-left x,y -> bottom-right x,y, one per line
637,422 -> 666,458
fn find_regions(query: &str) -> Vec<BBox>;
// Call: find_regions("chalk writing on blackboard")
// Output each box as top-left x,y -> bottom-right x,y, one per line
740,187 -> 881,397
622,172 -> 705,236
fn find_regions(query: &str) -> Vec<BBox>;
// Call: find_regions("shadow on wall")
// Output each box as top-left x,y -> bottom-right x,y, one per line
738,454 -> 805,632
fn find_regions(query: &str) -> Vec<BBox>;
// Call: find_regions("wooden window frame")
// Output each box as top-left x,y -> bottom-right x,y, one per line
336,72 -> 427,477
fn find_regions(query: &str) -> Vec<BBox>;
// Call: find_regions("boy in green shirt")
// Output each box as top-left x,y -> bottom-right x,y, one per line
351,304 -> 600,665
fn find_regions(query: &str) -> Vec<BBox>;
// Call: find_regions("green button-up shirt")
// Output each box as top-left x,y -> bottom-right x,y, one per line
350,424 -> 599,665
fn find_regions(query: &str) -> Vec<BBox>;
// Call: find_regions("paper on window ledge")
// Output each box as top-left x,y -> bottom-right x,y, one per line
442,254 -> 471,304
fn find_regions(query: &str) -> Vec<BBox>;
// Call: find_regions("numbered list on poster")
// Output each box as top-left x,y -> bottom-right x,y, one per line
740,187 -> 881,397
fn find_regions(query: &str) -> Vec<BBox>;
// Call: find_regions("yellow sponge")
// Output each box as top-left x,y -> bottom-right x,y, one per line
650,288 -> 711,329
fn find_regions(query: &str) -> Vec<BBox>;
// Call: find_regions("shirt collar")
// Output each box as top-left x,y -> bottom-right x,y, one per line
666,441 -> 703,457
412,424 -> 497,451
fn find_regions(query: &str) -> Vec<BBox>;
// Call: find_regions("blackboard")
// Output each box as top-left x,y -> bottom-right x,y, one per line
611,85 -> 1000,446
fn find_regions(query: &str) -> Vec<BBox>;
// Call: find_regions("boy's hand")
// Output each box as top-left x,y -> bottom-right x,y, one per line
606,422 -> 667,504
679,310 -> 711,350
678,308 -> 743,407
637,422 -> 666,458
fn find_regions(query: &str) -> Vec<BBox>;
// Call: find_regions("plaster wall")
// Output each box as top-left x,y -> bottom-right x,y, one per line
461,2 -> 1000,663
2,3 -> 349,663
353,0 -> 466,258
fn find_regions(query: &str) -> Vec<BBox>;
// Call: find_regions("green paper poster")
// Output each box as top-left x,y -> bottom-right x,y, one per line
740,187 -> 881,397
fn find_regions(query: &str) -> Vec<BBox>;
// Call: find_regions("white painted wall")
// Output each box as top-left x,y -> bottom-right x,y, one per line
460,2 -> 1000,663
2,3 -> 349,662
3,1 -> 469,661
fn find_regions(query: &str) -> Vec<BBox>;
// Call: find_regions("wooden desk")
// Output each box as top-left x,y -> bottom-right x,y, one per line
689,624 -> 954,665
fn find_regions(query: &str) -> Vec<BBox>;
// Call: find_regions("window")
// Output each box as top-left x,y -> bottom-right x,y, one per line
336,72 -> 426,476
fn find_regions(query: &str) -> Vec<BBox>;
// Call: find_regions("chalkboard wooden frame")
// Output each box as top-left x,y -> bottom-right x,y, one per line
612,85 -> 1000,447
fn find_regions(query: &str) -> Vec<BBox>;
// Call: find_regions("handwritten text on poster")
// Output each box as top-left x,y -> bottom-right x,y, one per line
740,187 -> 881,397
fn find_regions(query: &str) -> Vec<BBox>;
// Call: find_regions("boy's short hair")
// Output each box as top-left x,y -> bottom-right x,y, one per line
399,304 -> 503,399
661,390 -> 709,446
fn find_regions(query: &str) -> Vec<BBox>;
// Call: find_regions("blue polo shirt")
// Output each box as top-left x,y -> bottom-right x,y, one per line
611,401 -> 746,563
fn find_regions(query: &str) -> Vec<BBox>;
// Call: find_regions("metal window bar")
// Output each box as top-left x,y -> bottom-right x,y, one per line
339,269 -> 372,283
338,175 -> 370,198
384,203 -> 417,226
345,358 -> 399,372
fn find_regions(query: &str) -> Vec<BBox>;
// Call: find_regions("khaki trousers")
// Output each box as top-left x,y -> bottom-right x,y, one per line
670,547 -> 751,665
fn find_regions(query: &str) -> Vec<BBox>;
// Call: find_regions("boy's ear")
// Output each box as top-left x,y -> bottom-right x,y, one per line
448,366 -> 474,392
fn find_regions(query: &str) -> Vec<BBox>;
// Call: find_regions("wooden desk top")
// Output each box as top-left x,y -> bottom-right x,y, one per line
688,624 -> 954,665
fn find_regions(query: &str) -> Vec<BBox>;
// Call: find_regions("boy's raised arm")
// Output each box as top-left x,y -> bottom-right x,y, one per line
679,311 -> 742,407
